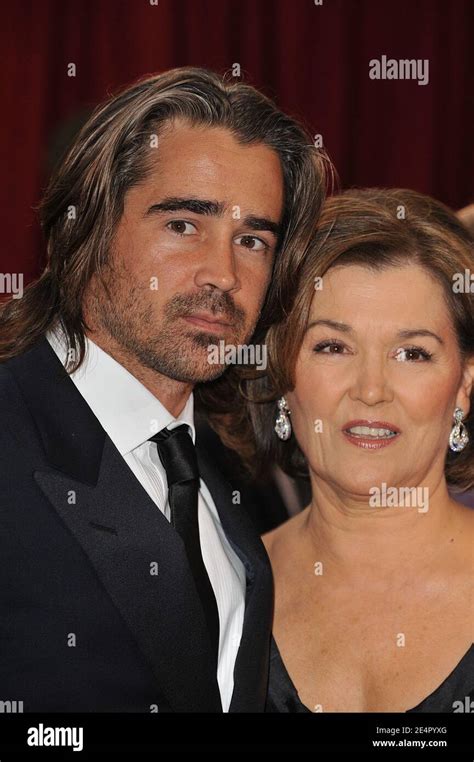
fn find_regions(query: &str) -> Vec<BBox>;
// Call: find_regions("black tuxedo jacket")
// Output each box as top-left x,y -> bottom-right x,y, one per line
0,338 -> 273,712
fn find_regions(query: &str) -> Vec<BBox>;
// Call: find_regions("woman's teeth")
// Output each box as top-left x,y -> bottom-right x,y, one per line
346,426 -> 397,439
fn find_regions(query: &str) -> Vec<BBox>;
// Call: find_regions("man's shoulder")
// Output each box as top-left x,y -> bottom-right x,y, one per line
0,337 -> 69,452
1,335 -> 50,369
0,337 -> 50,403
0,352 -> 25,407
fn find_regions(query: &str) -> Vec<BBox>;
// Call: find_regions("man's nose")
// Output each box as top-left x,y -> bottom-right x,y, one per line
193,234 -> 240,292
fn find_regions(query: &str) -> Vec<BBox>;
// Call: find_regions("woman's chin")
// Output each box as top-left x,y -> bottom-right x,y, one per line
327,468 -> 400,500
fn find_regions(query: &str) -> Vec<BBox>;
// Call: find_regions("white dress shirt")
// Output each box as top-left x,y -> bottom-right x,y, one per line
46,327 -> 246,711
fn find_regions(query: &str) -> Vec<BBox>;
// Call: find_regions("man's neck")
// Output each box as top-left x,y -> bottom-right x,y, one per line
85,329 -> 193,418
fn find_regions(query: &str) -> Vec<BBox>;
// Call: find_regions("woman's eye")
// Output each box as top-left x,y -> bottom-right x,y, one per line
313,340 -> 347,354
166,220 -> 197,236
394,346 -> 433,362
234,235 -> 267,251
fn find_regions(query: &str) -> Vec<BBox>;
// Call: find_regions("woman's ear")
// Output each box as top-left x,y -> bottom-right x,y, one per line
456,358 -> 474,416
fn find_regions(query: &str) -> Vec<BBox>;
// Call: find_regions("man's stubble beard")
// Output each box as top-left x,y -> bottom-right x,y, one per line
86,261 -> 258,384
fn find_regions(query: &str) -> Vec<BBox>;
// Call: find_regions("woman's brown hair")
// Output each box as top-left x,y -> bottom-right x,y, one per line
216,188 -> 474,492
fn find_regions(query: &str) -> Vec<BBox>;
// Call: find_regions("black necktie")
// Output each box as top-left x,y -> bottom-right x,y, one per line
149,425 -> 220,665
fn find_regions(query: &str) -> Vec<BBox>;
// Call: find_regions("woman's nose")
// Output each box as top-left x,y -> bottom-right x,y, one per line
348,354 -> 394,406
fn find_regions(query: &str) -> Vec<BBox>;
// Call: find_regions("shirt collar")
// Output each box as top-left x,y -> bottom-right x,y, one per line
46,325 -> 196,456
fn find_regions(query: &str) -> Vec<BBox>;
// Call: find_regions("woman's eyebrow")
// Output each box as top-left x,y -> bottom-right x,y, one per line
306,320 -> 444,345
306,319 -> 352,333
396,328 -> 444,345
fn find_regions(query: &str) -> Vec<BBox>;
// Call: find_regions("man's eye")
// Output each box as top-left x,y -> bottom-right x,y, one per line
166,220 -> 197,236
234,235 -> 268,251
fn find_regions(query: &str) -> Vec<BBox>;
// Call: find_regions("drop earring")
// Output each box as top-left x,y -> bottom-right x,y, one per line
274,396 -> 292,441
449,407 -> 469,452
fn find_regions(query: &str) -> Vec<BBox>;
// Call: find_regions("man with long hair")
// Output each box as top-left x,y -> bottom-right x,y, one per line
0,67 -> 328,711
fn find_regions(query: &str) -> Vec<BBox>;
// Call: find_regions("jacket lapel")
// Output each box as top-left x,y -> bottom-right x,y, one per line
8,338 -> 222,712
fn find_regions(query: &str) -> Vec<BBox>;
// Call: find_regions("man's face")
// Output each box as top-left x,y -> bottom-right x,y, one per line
87,119 -> 284,383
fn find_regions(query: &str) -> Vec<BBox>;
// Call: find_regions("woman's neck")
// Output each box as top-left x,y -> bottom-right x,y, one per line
299,473 -> 469,587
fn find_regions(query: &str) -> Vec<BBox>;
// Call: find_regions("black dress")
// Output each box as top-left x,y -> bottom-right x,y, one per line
266,637 -> 474,712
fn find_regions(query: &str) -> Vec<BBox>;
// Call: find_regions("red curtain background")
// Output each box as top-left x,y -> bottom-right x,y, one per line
1,0 -> 473,283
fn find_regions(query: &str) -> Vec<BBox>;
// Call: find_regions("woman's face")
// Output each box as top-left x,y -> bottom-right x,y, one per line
286,263 -> 473,497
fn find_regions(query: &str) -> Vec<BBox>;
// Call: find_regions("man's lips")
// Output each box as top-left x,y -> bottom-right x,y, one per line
341,420 -> 401,450
182,312 -> 234,330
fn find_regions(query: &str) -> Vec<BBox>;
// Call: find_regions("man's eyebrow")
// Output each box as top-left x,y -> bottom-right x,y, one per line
306,320 -> 444,344
241,215 -> 281,238
145,197 -> 225,216
145,197 -> 281,237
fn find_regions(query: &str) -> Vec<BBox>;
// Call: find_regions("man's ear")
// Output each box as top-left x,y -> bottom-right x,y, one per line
456,358 -> 474,416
